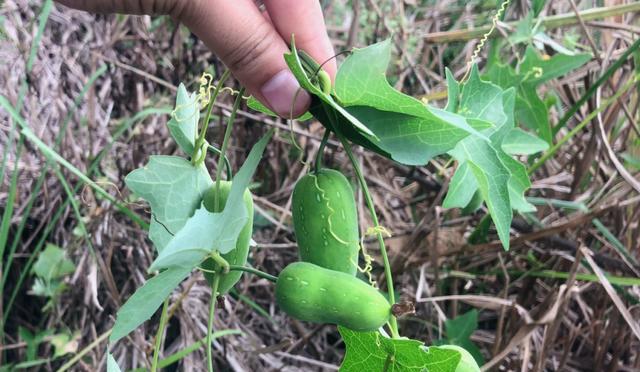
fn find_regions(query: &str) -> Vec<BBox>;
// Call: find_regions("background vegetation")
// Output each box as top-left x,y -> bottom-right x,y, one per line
1,0 -> 639,370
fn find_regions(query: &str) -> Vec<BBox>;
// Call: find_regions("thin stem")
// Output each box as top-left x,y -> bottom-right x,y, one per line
207,145 -> 232,180
382,354 -> 393,372
228,265 -> 278,283
192,69 -> 231,165
314,130 -> 331,173
151,298 -> 169,372
206,272 -> 221,372
129,330 -> 242,372
335,133 -> 400,338
209,252 -> 230,274
214,87 -> 246,211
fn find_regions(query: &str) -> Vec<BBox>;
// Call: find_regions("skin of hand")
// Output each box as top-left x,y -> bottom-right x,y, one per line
55,0 -> 337,118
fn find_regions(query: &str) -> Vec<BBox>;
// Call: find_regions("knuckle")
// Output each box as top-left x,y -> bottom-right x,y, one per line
221,22 -> 275,75
164,0 -> 191,19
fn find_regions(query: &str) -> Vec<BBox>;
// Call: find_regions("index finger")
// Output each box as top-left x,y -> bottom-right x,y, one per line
263,0 -> 337,81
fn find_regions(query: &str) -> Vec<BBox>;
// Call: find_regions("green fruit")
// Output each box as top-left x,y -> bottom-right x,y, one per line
275,262 -> 390,331
439,345 -> 480,372
318,70 -> 332,95
201,181 -> 253,294
292,169 -> 359,275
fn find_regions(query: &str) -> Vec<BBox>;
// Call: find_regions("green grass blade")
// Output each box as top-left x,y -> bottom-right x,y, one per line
0,135 -> 24,346
0,136 -> 22,259
515,270 -> 640,287
552,37 -> 640,136
230,289 -> 275,323
0,96 -> 147,228
592,218 -> 639,268
1,64 -> 106,297
1,104 -> 171,325
16,0 -> 53,110
128,330 -> 242,372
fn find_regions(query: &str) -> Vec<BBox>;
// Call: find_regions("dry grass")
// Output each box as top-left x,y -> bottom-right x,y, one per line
1,0 -> 640,371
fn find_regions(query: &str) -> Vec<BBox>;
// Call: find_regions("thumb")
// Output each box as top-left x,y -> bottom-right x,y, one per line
179,0 -> 311,117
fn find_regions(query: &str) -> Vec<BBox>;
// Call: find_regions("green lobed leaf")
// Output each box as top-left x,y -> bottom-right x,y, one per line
443,310 -> 484,365
286,39 -> 493,166
520,45 -> 592,86
445,310 -> 477,343
497,151 -> 536,213
336,39 -> 432,117
508,13 -> 536,45
461,191 -> 484,215
446,69 -> 522,249
442,162 -> 477,210
339,327 -> 461,372
32,243 -> 75,282
484,47 -> 591,145
444,68 -> 459,113
445,66 -> 544,248
148,130 -> 273,272
457,66 -> 508,130
453,141 -> 512,250
483,63 -> 521,89
109,266 -> 192,344
344,106 -> 491,165
125,156 -> 213,252
331,40 -> 489,165
501,128 -> 549,155
307,97 -> 391,161
148,219 -> 174,253
167,83 -> 199,155
515,84 -> 552,143
336,41 -> 491,135
284,38 -> 376,138
483,62 -> 550,143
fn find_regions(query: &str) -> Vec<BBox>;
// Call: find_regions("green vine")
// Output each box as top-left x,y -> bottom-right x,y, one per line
192,69 -> 231,166
214,87 -> 246,211
314,130 -> 331,173
151,298 -> 169,372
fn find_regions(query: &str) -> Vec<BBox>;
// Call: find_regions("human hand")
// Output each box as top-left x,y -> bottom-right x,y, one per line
56,0 -> 337,118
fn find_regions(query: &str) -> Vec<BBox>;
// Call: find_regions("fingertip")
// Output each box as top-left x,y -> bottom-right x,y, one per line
259,69 -> 311,118
264,0 -> 337,80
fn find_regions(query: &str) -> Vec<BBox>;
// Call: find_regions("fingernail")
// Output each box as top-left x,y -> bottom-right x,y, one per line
261,70 -> 311,118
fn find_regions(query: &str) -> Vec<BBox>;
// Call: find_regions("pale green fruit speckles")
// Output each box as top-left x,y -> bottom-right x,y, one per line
275,262 -> 390,331
292,169 -> 360,275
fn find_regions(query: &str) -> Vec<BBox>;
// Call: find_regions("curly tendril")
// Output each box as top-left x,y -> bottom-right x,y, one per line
462,0 -> 512,82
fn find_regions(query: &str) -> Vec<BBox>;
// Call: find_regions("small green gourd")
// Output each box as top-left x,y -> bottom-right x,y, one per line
201,181 -> 253,294
275,262 -> 390,331
292,169 -> 360,275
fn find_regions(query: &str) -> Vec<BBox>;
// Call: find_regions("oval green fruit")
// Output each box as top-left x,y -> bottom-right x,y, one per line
318,70 -> 332,95
201,181 -> 253,294
292,169 -> 359,275
275,262 -> 390,331
439,345 -> 480,372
